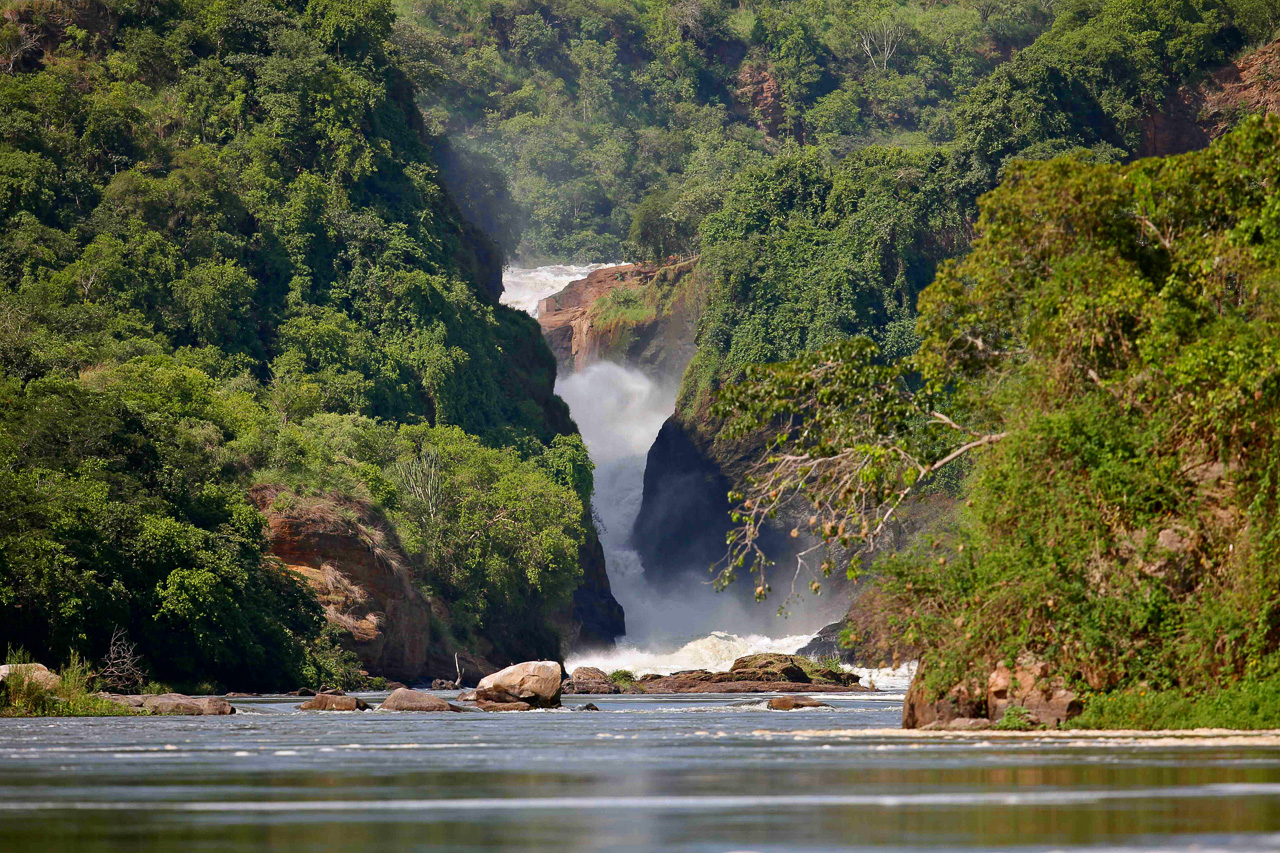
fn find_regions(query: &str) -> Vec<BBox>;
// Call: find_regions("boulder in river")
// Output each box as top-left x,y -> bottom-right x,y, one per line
98,693 -> 234,715
563,666 -> 620,695
477,700 -> 534,712
767,696 -> 830,711
475,661 -> 563,708
145,694 -> 235,716
378,688 -> 452,712
299,694 -> 370,711
730,654 -> 810,683
634,655 -> 871,694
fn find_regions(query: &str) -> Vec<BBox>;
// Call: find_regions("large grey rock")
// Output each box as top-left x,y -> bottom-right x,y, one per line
378,688 -> 452,712
475,661 -> 563,708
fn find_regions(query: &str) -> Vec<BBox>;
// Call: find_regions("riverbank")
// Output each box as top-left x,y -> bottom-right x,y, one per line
0,661 -> 139,718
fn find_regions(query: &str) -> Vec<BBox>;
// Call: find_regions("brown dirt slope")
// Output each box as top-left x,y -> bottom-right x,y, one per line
1140,38 -> 1280,157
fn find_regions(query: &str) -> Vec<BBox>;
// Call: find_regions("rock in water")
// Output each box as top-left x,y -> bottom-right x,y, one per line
729,654 -> 811,683
563,666 -> 620,695
767,696 -> 830,711
299,694 -> 369,711
97,693 -> 234,715
477,700 -> 534,712
475,661 -> 563,708
378,688 -> 452,712
0,663 -> 61,692
146,695 -> 235,716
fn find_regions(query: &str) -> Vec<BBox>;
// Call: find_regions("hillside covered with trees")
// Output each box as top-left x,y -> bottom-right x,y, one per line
720,114 -> 1280,727
0,0 -> 608,691
1,0 -> 1278,718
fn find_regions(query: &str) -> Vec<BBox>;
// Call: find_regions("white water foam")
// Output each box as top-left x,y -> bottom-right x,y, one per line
565,630 -> 814,676
849,662 -> 917,695
499,263 -> 616,316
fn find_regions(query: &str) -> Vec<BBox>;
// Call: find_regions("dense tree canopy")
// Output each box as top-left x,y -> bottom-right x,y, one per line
718,116 -> 1280,706
0,0 -> 592,688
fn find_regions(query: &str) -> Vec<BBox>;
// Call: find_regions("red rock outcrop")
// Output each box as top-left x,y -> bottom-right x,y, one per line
736,63 -> 786,139
1140,38 -> 1280,157
623,653 -> 869,694
537,258 -> 699,376
902,655 -> 1082,729
249,485 -> 499,685
901,673 -> 986,729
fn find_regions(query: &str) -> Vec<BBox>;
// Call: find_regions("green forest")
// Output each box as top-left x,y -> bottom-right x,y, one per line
1,0 -> 1279,724
0,0 -> 595,691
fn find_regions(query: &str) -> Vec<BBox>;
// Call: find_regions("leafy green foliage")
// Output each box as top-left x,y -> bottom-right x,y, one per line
720,115 -> 1280,713
1066,680 -> 1280,730
950,0 -> 1239,200
993,704 -> 1037,730
0,651 -> 138,718
0,365 -> 324,690
400,0 -> 1061,262
687,144 -> 962,416
0,0 -> 590,689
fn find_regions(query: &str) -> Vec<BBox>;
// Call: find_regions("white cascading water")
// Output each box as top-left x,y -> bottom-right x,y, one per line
502,265 -> 911,690
500,264 -> 617,314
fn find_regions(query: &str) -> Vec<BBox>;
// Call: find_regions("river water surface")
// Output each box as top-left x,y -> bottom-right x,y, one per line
4,692 -> 1280,851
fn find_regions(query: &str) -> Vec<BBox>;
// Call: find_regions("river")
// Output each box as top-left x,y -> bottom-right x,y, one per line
4,694 -> 1280,851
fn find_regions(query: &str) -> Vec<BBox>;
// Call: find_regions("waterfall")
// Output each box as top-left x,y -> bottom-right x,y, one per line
501,265 -> 839,670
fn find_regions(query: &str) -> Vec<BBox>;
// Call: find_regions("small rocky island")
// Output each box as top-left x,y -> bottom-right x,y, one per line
562,653 -> 867,696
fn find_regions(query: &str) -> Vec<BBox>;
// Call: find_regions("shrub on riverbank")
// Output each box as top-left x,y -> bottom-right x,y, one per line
1068,680 -> 1280,731
609,669 -> 637,689
0,653 -> 137,718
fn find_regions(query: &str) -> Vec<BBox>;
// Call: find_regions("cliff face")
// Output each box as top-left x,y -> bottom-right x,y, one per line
631,416 -> 800,598
1139,37 -> 1280,157
569,532 -> 625,649
633,411 -> 946,608
537,259 -> 700,379
249,486 -> 505,684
